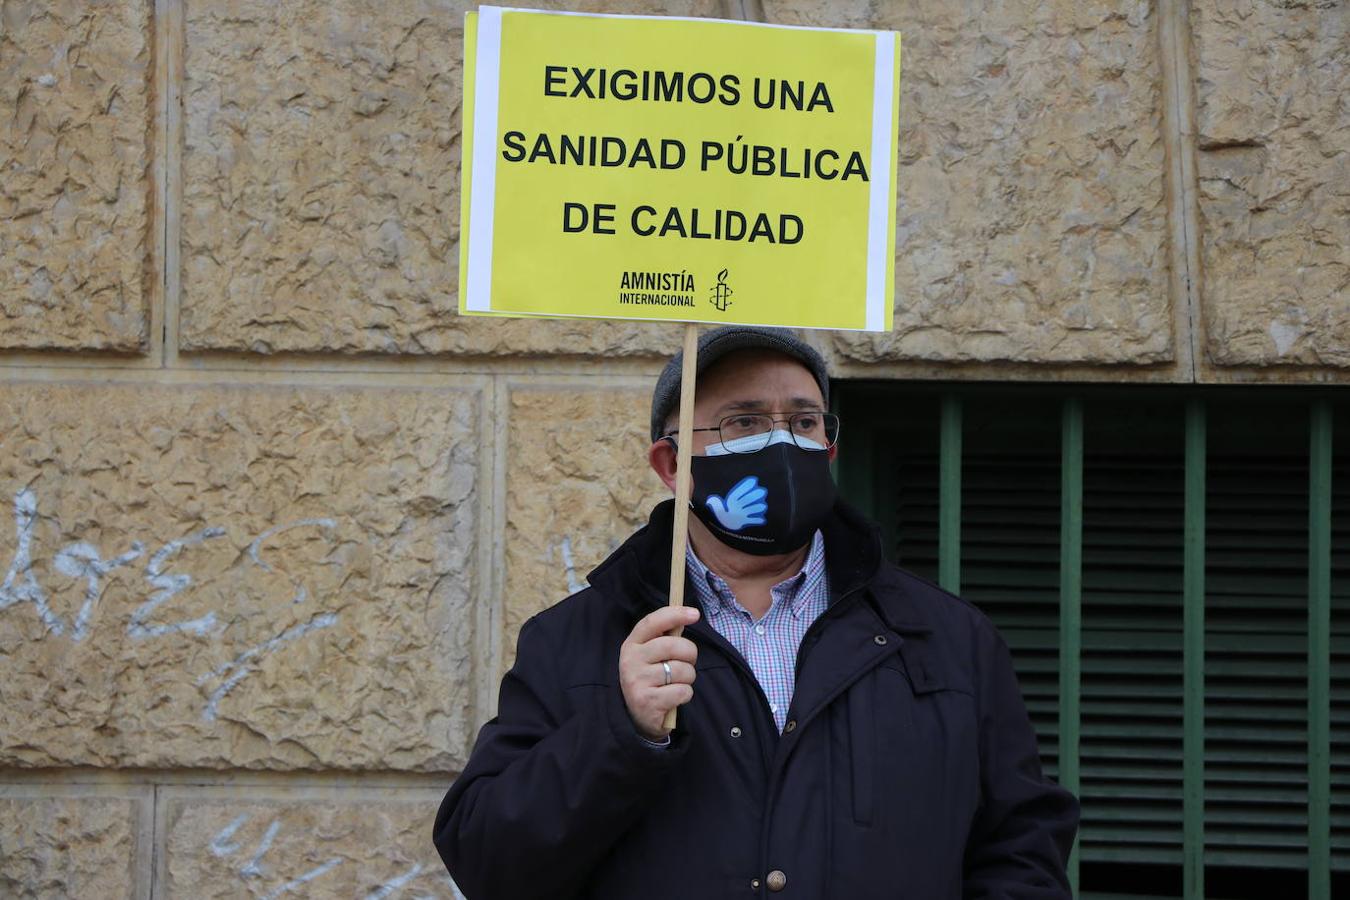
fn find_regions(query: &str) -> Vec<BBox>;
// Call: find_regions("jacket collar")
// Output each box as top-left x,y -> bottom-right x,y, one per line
587,497 -> 888,617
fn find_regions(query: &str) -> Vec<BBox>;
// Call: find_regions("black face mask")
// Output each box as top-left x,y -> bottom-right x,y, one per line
688,440 -> 836,556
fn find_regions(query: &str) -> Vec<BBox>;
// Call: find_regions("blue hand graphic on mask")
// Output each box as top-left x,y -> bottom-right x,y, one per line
705,476 -> 769,531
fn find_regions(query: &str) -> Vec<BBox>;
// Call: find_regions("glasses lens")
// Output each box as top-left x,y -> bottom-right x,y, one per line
718,414 -> 775,452
790,412 -> 839,449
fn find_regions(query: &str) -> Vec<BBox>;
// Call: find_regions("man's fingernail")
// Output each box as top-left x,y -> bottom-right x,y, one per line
685,608 -> 699,620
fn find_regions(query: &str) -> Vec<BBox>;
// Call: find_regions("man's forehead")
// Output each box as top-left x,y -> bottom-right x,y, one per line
699,347 -> 819,384
696,350 -> 825,408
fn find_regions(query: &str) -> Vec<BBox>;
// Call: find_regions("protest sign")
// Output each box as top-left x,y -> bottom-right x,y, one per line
460,6 -> 900,332
461,8 -> 901,730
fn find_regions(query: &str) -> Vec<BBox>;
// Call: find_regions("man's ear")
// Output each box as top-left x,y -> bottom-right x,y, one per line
648,438 -> 678,492
828,444 -> 838,462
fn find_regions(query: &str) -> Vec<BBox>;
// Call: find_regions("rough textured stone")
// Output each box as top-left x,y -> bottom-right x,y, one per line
504,386 -> 668,663
0,796 -> 139,898
0,0 -> 153,351
0,381 -> 479,770
1192,0 -> 1349,368
179,0 -> 719,357
763,0 -> 1174,365
162,791 -> 462,899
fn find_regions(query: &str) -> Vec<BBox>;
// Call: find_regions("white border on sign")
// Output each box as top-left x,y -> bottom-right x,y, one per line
864,32 -> 895,332
465,6 -> 897,331
464,7 -> 503,313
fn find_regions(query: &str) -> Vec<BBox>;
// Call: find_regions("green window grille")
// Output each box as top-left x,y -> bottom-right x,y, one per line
833,384 -> 1346,900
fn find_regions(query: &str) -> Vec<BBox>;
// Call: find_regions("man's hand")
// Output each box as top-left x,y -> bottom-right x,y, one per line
619,606 -> 700,741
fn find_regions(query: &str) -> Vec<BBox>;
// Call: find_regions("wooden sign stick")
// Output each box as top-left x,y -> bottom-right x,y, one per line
662,322 -> 699,733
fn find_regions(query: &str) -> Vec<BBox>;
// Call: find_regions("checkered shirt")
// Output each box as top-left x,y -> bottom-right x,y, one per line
685,530 -> 829,733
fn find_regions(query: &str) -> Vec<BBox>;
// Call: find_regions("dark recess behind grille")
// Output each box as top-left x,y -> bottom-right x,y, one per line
833,384 -> 1347,897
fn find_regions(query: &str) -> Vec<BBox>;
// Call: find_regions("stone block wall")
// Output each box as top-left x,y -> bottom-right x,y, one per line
0,0 -> 1344,896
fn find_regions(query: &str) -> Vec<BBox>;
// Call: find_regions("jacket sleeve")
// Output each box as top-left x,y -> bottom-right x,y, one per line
963,619 -> 1080,899
432,614 -> 690,900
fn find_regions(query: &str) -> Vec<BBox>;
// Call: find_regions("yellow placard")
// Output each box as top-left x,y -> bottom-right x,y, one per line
461,7 -> 899,332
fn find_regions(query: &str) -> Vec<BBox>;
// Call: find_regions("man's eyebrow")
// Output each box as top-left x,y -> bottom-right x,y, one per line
713,397 -> 825,416
714,399 -> 770,416
788,396 -> 826,410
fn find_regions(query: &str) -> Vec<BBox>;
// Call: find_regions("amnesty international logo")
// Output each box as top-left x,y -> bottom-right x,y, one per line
616,269 -> 696,307
709,269 -> 733,312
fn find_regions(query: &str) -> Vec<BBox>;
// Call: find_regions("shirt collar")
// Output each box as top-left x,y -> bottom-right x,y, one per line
685,530 -> 826,620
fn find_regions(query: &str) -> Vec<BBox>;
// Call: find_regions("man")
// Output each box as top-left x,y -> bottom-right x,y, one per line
434,325 -> 1079,899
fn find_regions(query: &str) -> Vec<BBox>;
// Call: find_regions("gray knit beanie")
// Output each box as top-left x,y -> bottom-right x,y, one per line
649,326 -> 830,443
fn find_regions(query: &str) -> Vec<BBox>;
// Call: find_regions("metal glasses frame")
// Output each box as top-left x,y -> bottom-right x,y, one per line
661,412 -> 840,452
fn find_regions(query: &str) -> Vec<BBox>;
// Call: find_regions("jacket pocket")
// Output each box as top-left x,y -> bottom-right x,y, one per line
847,671 -> 876,826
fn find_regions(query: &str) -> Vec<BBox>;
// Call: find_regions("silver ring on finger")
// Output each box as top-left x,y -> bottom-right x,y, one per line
662,661 -> 672,686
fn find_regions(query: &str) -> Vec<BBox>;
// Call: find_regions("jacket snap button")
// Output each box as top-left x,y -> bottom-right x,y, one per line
750,878 -> 761,890
730,726 -> 742,738
783,719 -> 796,733
766,869 -> 787,892
873,634 -> 888,646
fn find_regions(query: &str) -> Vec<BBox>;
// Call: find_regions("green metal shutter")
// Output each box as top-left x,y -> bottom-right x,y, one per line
1332,410 -> 1349,874
837,384 -> 1347,897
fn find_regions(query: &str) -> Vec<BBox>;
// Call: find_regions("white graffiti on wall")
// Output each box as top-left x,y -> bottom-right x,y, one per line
208,815 -> 466,899
209,812 -> 252,856
0,488 -> 146,639
0,487 -> 343,722
128,525 -> 226,639
363,863 -> 422,900
552,535 -> 624,595
52,536 -> 146,641
197,612 -> 339,722
556,536 -> 587,594
209,814 -> 343,900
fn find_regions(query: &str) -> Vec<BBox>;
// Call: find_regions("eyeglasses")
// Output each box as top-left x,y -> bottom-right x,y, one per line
664,412 -> 840,453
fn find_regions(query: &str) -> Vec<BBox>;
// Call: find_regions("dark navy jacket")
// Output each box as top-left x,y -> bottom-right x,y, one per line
434,499 -> 1079,899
